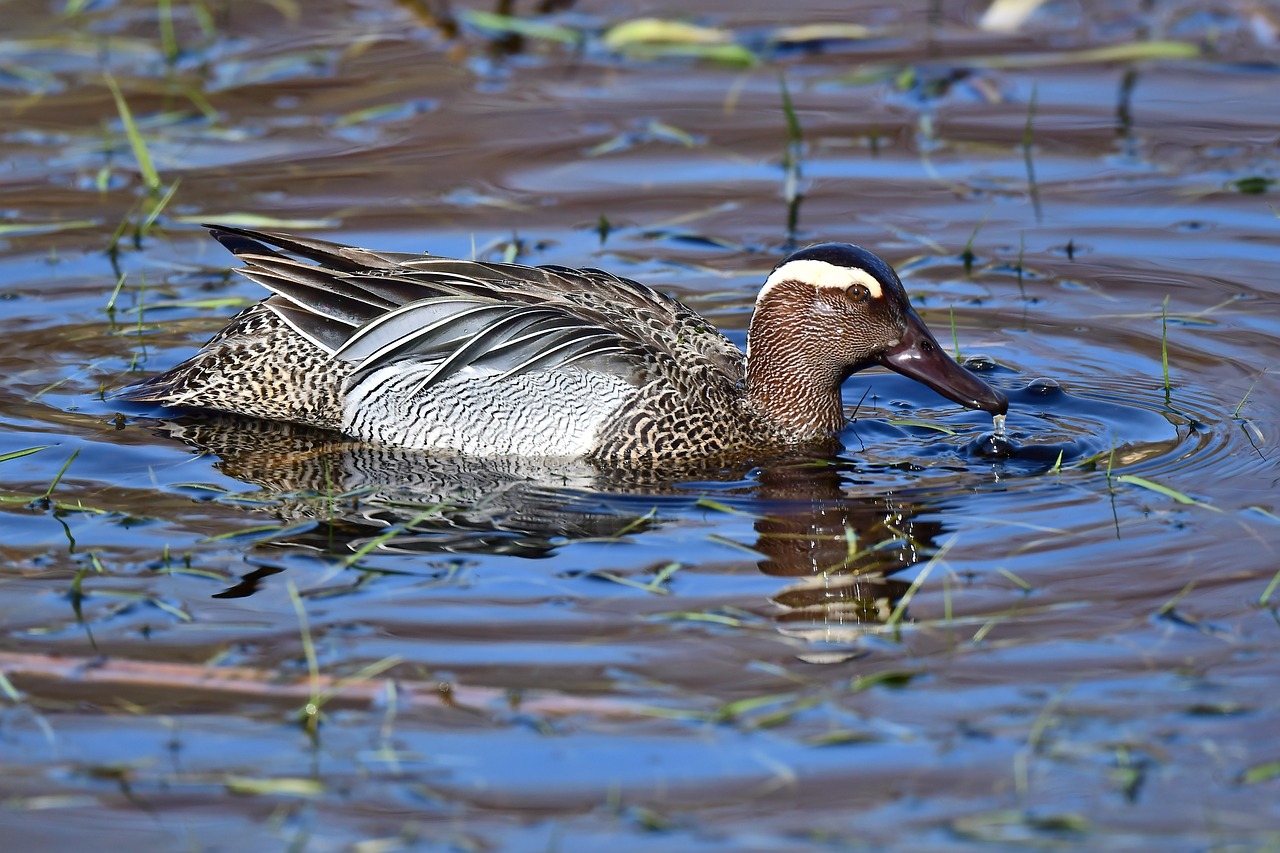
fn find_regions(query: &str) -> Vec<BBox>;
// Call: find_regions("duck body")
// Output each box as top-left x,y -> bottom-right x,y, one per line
123,227 -> 1007,466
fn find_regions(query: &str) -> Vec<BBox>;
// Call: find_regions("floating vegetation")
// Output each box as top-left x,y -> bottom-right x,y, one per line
460,9 -> 581,45
603,18 -> 756,65
1233,176 -> 1274,194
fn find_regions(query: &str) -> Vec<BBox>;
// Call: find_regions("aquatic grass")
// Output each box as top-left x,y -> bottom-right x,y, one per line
1117,474 -> 1220,512
287,578 -> 324,737
884,418 -> 957,435
884,534 -> 955,630
104,73 -> 161,192
40,448 -> 80,504
949,306 -> 960,359
703,533 -> 766,556
779,74 -> 804,245
1110,745 -> 1148,803
0,220 -> 98,236
1154,581 -> 1207,631
1015,232 -> 1028,300
1014,686 -> 1071,797
805,728 -> 881,746
713,690 -> 804,724
964,41 -> 1197,71
0,446 -> 50,464
288,579 -> 407,738
607,506 -> 658,538
1257,568 -> 1280,607
651,608 -> 761,629
1233,368 -> 1267,417
173,213 -> 339,229
157,0 -> 178,65
771,23 -> 871,46
130,295 -> 249,312
590,563 -> 680,596
961,214 -> 987,276
1241,761 -> 1280,785
604,18 -> 755,66
586,119 -> 702,157
997,567 -> 1033,592
0,671 -> 23,703
199,522 -> 317,544
225,776 -> 326,798
1022,84 -> 1042,221
694,497 -> 757,517
341,506 -> 450,568
1161,295 -> 1172,404
461,9 -> 581,45
104,271 -> 128,316
92,588 -> 194,622
102,73 -> 193,257
137,178 -> 180,234
1233,177 -> 1274,195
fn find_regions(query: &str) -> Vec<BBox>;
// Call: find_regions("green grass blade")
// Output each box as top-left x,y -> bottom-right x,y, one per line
1161,295 -> 1171,404
884,419 -> 957,435
43,448 -> 81,500
1233,368 -> 1267,417
1259,567 -> 1280,606
0,446 -> 50,464
104,73 -> 161,191
1116,474 -> 1219,511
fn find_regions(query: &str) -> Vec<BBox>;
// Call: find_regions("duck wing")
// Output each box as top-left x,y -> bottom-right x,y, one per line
205,226 -> 746,391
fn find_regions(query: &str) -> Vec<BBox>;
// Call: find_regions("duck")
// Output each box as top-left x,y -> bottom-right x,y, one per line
122,226 -> 1008,466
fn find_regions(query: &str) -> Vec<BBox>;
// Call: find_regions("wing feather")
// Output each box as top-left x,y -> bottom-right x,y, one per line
203,226 -> 747,394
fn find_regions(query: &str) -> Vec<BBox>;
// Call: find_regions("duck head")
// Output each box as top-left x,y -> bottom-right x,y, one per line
745,242 -> 1008,439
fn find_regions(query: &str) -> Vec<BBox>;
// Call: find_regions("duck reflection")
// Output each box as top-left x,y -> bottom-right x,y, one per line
156,415 -> 948,635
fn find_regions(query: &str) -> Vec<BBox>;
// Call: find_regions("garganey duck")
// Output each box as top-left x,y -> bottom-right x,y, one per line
123,226 -> 1008,465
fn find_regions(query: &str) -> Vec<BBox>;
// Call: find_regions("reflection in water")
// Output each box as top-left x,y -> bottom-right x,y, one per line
139,367 -> 1198,657
154,415 -> 946,641
751,464 -> 922,658
157,416 -> 644,558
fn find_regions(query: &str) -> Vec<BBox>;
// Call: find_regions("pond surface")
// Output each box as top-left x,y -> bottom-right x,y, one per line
2,1 -> 1279,850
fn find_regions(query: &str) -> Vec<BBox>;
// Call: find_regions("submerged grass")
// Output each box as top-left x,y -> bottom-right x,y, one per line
104,73 -> 160,192
1161,295 -> 1172,404
779,73 -> 804,244
1022,84 -> 1042,221
884,535 -> 955,630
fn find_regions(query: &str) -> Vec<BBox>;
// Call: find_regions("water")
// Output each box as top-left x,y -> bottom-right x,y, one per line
2,1 -> 1279,851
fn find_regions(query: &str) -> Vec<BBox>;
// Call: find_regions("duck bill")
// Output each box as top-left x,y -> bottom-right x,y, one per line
876,313 -> 1008,415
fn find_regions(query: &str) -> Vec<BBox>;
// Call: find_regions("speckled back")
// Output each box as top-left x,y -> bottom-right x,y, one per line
124,304 -> 349,430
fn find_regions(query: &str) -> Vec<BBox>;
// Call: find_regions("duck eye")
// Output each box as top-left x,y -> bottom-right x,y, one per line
845,283 -> 870,303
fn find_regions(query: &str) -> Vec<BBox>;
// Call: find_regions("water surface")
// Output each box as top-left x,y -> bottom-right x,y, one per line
2,1 -> 1279,850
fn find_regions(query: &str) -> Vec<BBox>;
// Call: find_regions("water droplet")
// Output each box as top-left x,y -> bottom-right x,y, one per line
1027,378 -> 1062,395
963,355 -> 997,371
993,412 -> 1007,439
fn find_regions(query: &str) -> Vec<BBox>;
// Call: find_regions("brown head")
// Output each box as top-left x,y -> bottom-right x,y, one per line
745,243 -> 1008,440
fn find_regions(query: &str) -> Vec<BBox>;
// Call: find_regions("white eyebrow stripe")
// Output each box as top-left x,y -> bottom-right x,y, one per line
757,259 -> 884,305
